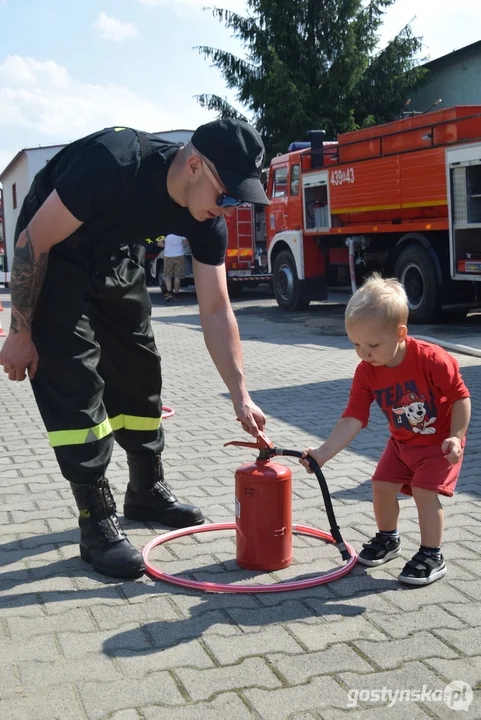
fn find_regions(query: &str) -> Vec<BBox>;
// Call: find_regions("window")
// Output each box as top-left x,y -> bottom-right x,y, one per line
290,164 -> 300,196
12,183 -> 17,210
273,167 -> 288,197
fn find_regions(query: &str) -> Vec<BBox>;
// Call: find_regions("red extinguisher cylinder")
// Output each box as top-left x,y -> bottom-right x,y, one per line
235,458 -> 292,571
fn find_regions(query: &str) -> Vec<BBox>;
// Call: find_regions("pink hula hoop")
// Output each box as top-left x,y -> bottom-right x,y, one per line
161,406 -> 175,420
143,522 -> 357,593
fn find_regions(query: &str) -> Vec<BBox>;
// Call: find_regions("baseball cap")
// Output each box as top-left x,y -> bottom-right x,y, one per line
191,119 -> 270,206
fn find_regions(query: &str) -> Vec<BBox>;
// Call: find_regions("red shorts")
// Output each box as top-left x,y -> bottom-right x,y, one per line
372,437 -> 464,497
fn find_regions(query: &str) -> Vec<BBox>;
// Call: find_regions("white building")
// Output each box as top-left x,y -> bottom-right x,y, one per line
0,129 -> 194,277
0,144 -> 65,278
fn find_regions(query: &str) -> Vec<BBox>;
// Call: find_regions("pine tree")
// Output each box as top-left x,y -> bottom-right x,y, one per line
196,0 -> 427,156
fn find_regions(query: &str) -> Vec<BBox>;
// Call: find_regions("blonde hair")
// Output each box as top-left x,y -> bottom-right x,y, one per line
345,273 -> 408,327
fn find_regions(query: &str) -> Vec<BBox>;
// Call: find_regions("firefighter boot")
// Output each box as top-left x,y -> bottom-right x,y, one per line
124,453 -> 205,528
70,479 -> 145,579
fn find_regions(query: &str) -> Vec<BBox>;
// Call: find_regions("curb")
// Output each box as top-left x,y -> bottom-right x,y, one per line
413,334 -> 481,359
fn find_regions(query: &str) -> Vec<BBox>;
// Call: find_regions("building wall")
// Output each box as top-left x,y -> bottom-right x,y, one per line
2,146 -> 64,273
410,48 -> 481,112
3,154 -> 29,273
27,146 -> 64,182
0,194 -> 4,243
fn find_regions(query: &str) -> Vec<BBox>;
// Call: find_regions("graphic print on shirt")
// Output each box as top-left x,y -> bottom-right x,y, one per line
372,382 -> 438,435
391,391 -> 437,434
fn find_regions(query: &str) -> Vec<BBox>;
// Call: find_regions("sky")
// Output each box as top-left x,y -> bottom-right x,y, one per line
1,0 -> 481,176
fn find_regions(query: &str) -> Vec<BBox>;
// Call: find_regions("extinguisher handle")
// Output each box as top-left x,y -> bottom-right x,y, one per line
275,448 -> 352,562
224,431 -> 275,451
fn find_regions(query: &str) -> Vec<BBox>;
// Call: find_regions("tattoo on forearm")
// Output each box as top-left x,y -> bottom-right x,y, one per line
11,226 -> 49,333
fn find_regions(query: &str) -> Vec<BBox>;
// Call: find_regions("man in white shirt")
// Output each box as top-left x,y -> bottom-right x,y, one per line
158,233 -> 188,300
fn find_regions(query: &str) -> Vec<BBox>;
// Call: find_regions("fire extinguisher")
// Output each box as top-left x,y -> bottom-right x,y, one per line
225,433 -> 350,572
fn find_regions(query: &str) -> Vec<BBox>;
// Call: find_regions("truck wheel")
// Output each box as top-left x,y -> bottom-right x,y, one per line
273,251 -> 310,311
394,245 -> 439,324
227,281 -> 244,298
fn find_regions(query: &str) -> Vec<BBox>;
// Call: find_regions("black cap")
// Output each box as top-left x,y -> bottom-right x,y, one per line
191,119 -> 270,206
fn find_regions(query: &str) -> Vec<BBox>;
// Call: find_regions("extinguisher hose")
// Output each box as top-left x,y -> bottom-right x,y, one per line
274,449 -> 351,562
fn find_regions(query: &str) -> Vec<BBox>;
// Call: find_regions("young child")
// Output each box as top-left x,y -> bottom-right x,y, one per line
301,273 -> 471,585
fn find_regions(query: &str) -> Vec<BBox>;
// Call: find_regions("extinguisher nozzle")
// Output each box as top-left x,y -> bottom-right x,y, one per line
336,542 -> 352,561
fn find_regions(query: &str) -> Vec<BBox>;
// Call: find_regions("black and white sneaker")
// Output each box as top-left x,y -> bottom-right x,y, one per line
357,533 -> 402,567
398,551 -> 446,585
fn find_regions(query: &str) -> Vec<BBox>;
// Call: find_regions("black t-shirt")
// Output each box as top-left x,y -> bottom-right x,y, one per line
34,127 -> 227,266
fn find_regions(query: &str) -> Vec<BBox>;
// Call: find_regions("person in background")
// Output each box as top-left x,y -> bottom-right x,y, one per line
157,233 -> 189,300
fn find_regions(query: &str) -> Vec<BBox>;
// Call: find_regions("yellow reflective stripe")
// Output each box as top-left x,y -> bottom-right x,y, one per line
48,418 -> 112,448
227,249 -> 253,257
109,414 -> 161,432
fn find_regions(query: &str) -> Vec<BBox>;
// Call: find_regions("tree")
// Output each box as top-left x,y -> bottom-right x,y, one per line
196,0 -> 427,156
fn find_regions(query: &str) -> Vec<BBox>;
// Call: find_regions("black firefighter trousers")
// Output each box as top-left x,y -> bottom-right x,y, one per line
15,187 -> 164,485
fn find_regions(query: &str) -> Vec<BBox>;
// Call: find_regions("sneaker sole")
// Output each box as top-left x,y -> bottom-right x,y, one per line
398,563 -> 447,585
80,545 -> 145,579
356,545 -> 402,567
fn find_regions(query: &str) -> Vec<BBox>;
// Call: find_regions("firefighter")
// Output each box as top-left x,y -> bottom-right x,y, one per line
0,119 -> 269,579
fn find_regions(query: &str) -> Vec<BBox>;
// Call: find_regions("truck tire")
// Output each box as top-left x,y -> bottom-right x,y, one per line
273,250 -> 310,311
394,245 -> 440,324
227,281 -> 244,298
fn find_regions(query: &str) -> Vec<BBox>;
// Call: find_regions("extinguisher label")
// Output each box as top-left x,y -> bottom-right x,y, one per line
235,497 -> 240,518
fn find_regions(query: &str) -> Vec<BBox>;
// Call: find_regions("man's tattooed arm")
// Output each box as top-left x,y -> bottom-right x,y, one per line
10,226 -> 49,334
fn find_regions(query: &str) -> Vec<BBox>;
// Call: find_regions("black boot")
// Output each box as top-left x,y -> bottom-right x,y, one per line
124,453 -> 205,528
71,479 -> 145,579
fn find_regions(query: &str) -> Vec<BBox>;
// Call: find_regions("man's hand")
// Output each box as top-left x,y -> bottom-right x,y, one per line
442,436 -> 463,464
234,398 -> 266,437
300,447 -> 329,474
0,331 -> 39,381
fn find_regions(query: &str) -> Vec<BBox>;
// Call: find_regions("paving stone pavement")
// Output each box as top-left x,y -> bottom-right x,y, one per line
1,287 -> 481,719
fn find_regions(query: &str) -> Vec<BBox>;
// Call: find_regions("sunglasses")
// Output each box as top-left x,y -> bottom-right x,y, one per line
193,149 -> 243,208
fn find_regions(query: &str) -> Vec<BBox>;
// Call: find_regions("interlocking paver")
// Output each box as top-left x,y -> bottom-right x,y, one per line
366,605 -> 466,638
7,607 -> 97,639
2,289 -> 481,719
176,656 -> 282,700
1,635 -> 61,663
353,630 -> 459,668
0,686 -> 86,720
320,706 -> 431,719
204,625 -> 303,663
434,626 -> 481,655
77,672 -> 185,719
286,616 -> 387,651
268,643 -> 372,681
244,675 -> 347,718
425,655 -> 481,686
115,640 -> 215,676
18,654 -> 122,690
142,692 -> 254,719
442,602 -> 481,625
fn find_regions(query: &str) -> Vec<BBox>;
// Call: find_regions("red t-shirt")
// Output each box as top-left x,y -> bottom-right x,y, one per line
342,337 -> 470,445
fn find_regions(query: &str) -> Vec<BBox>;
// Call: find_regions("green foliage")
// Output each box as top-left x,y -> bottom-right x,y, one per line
195,0 -> 427,156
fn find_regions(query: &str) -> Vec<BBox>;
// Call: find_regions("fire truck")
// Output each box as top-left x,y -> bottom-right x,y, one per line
147,203 -> 270,295
266,105 -> 481,323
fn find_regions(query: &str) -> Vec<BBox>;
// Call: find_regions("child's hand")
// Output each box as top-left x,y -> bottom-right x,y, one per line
300,447 -> 327,474
442,436 -> 463,464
